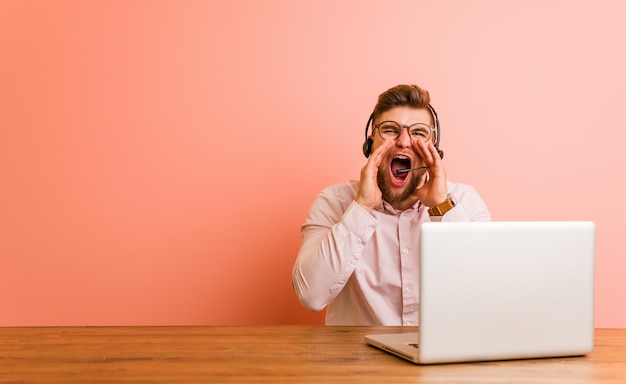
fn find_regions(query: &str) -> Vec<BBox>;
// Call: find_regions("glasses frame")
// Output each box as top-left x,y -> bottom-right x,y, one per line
373,120 -> 436,143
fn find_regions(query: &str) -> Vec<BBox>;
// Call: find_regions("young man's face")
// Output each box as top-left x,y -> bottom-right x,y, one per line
370,106 -> 435,205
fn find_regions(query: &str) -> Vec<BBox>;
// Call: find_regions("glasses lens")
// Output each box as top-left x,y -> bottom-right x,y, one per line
378,122 -> 401,140
408,124 -> 432,142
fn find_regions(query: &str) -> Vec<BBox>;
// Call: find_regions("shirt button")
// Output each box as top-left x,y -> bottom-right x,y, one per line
402,248 -> 409,254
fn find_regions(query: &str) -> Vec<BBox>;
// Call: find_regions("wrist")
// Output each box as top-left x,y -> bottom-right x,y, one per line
428,193 -> 456,216
354,197 -> 374,213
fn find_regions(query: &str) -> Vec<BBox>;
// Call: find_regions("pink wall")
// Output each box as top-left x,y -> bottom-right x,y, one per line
1,0 -> 624,327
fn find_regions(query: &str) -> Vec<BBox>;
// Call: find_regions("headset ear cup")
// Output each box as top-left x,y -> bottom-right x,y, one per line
362,138 -> 373,158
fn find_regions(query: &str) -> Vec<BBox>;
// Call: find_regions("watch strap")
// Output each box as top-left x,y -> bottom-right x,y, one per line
428,193 -> 456,216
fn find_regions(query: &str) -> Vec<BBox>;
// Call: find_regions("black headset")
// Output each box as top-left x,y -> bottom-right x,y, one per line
362,104 -> 443,159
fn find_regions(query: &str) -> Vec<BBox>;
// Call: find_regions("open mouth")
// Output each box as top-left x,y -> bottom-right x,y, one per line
390,156 -> 411,184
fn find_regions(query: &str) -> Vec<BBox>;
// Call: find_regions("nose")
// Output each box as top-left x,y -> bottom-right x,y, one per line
396,127 -> 412,147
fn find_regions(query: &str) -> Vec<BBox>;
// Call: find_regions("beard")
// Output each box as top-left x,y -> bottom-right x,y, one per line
377,166 -> 424,206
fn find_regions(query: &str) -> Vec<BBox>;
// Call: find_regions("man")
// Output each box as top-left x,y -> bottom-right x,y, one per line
292,84 -> 491,326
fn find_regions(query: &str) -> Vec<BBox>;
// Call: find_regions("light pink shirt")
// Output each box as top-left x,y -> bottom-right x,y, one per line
292,180 -> 491,326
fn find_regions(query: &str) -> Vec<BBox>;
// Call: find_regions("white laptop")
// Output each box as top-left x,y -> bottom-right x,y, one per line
365,221 -> 595,364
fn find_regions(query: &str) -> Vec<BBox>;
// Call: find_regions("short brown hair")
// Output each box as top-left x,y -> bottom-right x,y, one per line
372,84 -> 432,124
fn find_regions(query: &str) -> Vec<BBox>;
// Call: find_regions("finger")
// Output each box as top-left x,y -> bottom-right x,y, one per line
361,139 -> 391,185
369,139 -> 394,167
413,139 -> 434,165
426,141 -> 441,165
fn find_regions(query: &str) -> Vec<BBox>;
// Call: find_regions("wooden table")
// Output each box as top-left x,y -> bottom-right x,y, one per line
1,326 -> 625,383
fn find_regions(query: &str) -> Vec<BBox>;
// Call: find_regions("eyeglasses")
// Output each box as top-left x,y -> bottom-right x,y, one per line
374,121 -> 435,142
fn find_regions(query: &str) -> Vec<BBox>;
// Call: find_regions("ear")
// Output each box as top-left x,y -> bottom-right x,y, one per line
431,130 -> 438,146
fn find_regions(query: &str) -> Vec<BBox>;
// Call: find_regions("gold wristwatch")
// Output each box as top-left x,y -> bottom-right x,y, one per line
428,193 -> 457,216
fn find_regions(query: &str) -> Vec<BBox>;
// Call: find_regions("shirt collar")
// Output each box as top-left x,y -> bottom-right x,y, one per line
378,200 -> 423,214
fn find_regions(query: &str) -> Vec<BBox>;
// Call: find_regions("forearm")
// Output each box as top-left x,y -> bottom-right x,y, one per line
292,202 -> 375,312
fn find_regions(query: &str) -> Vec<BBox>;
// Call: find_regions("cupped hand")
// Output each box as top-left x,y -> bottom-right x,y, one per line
411,140 -> 448,207
355,139 -> 394,212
